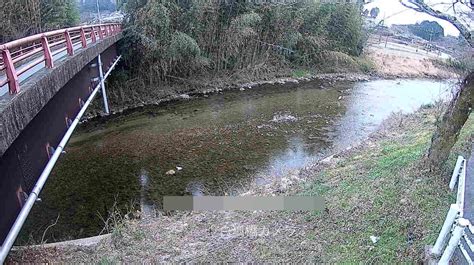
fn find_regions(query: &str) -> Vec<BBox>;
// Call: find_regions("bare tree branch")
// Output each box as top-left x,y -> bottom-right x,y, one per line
400,0 -> 473,47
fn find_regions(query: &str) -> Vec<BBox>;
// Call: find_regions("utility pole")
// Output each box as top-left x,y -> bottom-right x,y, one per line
96,0 -> 102,23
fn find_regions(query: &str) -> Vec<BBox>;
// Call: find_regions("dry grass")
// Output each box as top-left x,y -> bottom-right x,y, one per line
8,106 -> 474,263
366,46 -> 458,79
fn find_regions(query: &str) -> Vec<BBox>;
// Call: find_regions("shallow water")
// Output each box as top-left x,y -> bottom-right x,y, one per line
19,78 -> 453,243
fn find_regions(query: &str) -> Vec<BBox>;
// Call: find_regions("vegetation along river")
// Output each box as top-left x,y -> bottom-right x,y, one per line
19,78 -> 453,244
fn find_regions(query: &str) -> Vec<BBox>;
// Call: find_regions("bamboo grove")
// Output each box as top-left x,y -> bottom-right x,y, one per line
119,0 -> 366,86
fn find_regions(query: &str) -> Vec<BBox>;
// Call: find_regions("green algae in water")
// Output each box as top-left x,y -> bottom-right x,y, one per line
18,79 -> 452,244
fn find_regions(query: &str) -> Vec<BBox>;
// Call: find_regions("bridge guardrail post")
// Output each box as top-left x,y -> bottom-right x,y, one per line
98,26 -> 104,39
91,26 -> 97,43
64,30 -> 74,56
41,36 -> 54,68
80,27 -> 87,48
1,49 -> 20,94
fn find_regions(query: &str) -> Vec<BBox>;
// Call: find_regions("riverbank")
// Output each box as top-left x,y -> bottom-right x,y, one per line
85,71 -> 373,121
366,41 -> 459,79
87,43 -> 457,122
8,103 -> 474,263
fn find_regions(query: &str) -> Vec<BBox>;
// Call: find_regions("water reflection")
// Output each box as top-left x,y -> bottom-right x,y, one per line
332,79 -> 453,151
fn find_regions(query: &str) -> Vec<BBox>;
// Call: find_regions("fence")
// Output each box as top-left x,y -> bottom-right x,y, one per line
432,156 -> 473,264
0,23 -> 121,94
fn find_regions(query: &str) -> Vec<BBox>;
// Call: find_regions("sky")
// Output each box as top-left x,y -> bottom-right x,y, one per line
364,0 -> 469,37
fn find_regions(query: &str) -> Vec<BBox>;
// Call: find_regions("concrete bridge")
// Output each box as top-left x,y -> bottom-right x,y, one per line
0,24 -> 123,259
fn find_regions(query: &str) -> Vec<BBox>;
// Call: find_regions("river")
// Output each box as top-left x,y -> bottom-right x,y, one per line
18,78 -> 453,243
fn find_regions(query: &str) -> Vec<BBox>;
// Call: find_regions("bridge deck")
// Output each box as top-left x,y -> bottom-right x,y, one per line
0,39 -> 96,110
0,33 -> 121,156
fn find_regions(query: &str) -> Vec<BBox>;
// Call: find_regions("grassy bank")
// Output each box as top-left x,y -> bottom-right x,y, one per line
8,105 -> 473,263
301,106 -> 473,262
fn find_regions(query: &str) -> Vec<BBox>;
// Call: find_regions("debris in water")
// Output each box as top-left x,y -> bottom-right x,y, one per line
271,113 -> 298,123
370,235 -> 379,244
166,169 -> 176,175
176,166 -> 183,171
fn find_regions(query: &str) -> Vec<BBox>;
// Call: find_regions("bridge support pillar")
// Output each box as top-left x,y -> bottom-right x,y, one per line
97,54 -> 110,114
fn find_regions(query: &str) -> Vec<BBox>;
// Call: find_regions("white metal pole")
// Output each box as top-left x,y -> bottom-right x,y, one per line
97,54 -> 109,114
0,56 -> 121,263
432,204 -> 460,256
438,218 -> 470,265
449,156 -> 464,191
456,159 -> 466,216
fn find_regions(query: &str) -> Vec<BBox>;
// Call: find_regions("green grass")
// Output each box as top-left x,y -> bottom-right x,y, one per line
354,56 -> 376,73
303,109 -> 473,263
291,69 -> 310,78
98,256 -> 116,265
369,133 -> 429,179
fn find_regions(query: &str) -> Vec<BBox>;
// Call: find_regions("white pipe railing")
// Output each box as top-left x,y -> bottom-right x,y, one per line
432,204 -> 461,256
456,159 -> 466,216
0,55 -> 121,263
449,156 -> 464,190
438,218 -> 470,264
433,155 -> 473,265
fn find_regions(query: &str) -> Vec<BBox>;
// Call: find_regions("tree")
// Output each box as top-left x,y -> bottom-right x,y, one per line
370,7 -> 379,18
80,0 -> 116,12
0,0 -> 79,43
408,20 -> 444,41
41,0 -> 79,30
400,0 -> 473,172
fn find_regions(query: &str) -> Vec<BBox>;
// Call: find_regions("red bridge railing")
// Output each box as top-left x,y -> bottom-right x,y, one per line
0,23 -> 122,94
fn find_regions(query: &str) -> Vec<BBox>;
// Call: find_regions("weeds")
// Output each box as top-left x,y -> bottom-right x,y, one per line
433,57 -> 474,75
97,198 -> 139,247
292,69 -> 310,78
303,107 -> 473,262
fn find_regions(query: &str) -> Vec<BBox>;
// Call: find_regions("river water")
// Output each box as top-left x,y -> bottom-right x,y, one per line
19,78 -> 453,243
